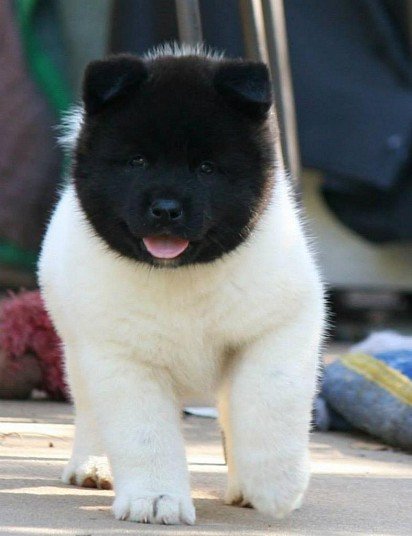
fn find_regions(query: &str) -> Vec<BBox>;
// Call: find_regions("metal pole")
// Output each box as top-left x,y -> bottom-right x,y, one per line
261,0 -> 301,181
238,0 -> 282,174
175,0 -> 203,45
238,0 -> 268,63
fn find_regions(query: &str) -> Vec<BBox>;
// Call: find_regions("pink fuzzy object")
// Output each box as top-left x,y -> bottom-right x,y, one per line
0,290 -> 68,400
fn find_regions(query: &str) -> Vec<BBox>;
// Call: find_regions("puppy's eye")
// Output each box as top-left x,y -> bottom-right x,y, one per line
198,161 -> 215,175
129,155 -> 148,169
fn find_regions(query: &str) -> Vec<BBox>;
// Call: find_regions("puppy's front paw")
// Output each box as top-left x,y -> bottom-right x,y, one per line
226,486 -> 304,519
227,456 -> 309,519
62,455 -> 112,490
113,492 -> 195,525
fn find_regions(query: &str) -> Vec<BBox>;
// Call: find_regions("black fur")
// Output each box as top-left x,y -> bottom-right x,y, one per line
74,52 -> 275,267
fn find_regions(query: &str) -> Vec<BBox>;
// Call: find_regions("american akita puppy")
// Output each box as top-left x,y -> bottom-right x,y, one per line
39,44 -> 324,525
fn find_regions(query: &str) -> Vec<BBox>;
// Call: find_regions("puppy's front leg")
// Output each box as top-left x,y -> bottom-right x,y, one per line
220,318 -> 321,519
79,346 -> 195,525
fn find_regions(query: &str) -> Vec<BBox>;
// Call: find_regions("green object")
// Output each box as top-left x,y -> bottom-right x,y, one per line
15,0 -> 72,118
0,241 -> 37,270
0,1 -> 73,271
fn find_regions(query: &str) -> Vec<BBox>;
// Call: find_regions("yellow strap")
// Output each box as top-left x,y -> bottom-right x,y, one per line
341,353 -> 412,406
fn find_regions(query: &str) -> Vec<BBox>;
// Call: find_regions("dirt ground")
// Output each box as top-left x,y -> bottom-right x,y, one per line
0,400 -> 411,536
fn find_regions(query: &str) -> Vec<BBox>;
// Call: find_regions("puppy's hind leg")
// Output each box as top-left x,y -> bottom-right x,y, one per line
62,347 -> 112,489
218,383 -> 244,506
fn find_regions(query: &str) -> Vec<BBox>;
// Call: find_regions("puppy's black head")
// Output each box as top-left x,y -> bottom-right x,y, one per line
74,48 -> 275,267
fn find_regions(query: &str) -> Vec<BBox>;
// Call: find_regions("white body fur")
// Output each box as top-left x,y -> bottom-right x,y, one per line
39,161 -> 324,524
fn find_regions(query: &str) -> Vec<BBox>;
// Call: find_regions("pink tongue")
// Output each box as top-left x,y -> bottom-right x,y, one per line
143,236 -> 189,259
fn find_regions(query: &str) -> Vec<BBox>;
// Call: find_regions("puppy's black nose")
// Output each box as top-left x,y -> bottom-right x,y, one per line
149,199 -> 183,223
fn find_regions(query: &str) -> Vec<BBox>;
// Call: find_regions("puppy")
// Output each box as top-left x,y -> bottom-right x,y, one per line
39,44 -> 325,525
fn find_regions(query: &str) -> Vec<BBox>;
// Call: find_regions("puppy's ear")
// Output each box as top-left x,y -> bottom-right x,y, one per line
83,55 -> 148,115
214,61 -> 272,119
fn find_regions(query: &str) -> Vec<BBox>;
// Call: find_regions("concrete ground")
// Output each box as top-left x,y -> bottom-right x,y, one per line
0,401 -> 411,536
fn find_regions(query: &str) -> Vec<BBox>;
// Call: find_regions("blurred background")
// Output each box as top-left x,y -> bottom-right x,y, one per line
1,0 -> 411,342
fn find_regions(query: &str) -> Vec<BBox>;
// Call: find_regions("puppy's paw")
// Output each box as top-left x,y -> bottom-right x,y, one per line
243,487 -> 304,519
62,455 -> 112,490
226,484 -> 305,519
226,458 -> 309,519
113,492 -> 195,525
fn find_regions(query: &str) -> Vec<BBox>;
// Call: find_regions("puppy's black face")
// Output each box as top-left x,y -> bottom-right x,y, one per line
74,52 -> 274,267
